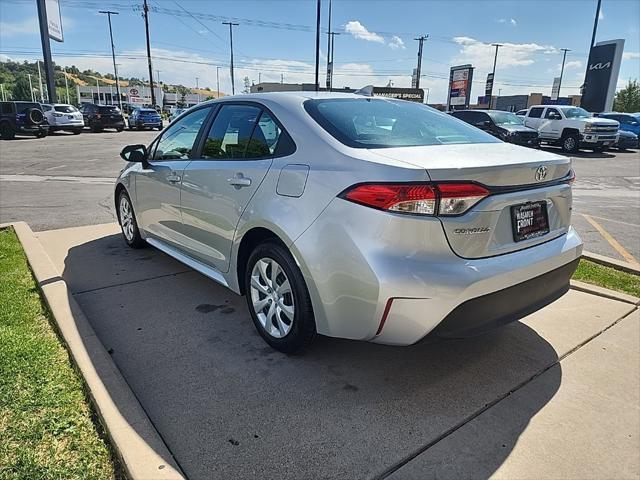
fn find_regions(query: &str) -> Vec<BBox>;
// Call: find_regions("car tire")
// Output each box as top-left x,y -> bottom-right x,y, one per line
36,131 -> 47,138
91,124 -> 102,133
73,128 -> 82,135
116,126 -> 124,132
117,190 -> 146,249
561,133 -> 579,153
0,122 -> 15,140
245,241 -> 316,354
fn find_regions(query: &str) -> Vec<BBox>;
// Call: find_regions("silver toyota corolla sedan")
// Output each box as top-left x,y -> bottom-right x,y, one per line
115,92 -> 582,353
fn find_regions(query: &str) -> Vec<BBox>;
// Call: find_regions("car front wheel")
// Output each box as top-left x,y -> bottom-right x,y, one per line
118,190 -> 146,248
245,241 -> 316,354
561,133 -> 579,153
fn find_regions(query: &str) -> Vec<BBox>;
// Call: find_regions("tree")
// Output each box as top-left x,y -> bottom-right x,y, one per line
613,80 -> 640,113
12,76 -> 33,101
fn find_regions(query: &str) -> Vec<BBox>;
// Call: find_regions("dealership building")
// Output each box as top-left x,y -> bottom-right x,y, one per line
76,84 -> 222,109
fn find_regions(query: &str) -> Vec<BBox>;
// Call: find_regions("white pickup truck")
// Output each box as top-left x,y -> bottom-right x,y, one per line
522,105 -> 619,153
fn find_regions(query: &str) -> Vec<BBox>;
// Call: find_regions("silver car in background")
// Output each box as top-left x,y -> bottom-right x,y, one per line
115,92 -> 582,353
41,103 -> 84,134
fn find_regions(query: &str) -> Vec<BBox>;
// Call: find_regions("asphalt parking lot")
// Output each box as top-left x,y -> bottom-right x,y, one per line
1,130 -> 638,262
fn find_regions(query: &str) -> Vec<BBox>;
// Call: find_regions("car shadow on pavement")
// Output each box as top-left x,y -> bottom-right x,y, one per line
62,233 -> 562,480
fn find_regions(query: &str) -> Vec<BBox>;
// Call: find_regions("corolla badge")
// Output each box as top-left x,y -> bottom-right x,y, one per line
453,227 -> 490,235
535,165 -> 548,182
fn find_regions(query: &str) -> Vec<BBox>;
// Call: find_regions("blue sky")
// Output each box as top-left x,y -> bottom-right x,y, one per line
1,0 -> 638,103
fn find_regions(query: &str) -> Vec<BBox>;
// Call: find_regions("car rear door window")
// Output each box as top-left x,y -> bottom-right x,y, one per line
201,105 -> 263,159
152,106 -> 211,161
528,107 -> 544,118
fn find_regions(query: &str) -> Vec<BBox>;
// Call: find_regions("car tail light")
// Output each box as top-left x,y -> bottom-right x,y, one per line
437,183 -> 490,216
343,184 -> 437,215
565,169 -> 576,185
341,182 -> 490,216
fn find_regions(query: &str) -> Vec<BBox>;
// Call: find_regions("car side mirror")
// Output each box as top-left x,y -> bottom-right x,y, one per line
476,120 -> 491,128
120,144 -> 148,163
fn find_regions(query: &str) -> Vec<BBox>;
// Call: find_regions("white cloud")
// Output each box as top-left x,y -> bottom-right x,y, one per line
452,36 -> 557,70
598,9 -> 604,20
344,20 -> 385,43
623,52 -> 640,60
388,36 -> 405,50
497,18 -> 517,26
0,17 -> 39,37
564,60 -> 582,69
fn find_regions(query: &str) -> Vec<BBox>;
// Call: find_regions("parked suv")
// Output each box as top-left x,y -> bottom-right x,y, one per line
0,101 -> 49,140
451,109 -> 539,147
41,103 -> 84,134
128,108 -> 163,130
596,112 -> 640,136
81,104 -> 125,132
523,105 -> 619,153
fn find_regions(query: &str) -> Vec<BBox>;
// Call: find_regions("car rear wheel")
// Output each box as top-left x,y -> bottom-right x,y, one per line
0,122 -> 15,140
245,241 -> 316,354
72,128 -> 82,135
561,133 -> 579,153
118,190 -> 146,249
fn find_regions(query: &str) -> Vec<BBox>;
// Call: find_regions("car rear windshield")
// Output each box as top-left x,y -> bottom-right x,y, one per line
54,105 -> 77,113
487,111 -> 523,125
304,98 -> 498,148
139,109 -> 157,114
99,106 -> 120,113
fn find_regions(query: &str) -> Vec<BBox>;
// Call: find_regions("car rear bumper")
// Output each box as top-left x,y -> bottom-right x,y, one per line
16,124 -> 49,134
429,258 -> 579,338
293,198 -> 583,345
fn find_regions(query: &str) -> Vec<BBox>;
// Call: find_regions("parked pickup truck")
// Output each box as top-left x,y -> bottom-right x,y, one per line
523,105 -> 619,153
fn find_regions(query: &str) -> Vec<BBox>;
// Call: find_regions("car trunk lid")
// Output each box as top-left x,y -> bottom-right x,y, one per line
369,143 -> 573,258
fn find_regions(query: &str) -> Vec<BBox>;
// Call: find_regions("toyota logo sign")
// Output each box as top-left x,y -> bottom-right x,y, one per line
535,165 -> 548,182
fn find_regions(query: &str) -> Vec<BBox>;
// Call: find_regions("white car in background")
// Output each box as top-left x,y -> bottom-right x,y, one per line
41,103 -> 84,134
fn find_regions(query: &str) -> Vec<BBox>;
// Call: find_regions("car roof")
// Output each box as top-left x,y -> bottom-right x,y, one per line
196,91 -> 389,109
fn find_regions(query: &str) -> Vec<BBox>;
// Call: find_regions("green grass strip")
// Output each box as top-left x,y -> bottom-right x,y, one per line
0,228 -> 120,480
574,259 -> 640,298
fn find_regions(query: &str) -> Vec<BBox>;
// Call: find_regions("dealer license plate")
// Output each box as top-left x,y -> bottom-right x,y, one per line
511,201 -> 549,242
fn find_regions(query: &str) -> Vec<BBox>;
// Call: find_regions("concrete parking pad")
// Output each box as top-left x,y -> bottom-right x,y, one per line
36,223 -> 638,479
389,310 -> 640,480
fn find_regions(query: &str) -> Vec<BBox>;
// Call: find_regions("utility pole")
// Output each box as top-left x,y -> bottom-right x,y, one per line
36,0 -> 56,103
156,70 -> 161,84
414,35 -> 428,89
557,48 -> 571,99
195,77 -> 200,103
96,78 -> 101,103
222,22 -> 239,95
99,10 -> 122,110
314,0 -> 321,91
28,74 -> 35,102
143,0 -> 155,107
63,67 -> 70,104
488,43 -> 502,109
216,66 -> 221,97
325,0 -> 332,90
37,61 -> 45,102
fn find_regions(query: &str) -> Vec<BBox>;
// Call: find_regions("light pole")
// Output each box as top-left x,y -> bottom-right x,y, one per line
143,0 -> 156,106
63,67 -> 70,104
28,74 -> 35,102
216,66 -> 221,97
37,60 -> 45,102
195,77 -> 200,103
156,69 -> 161,84
487,43 -> 502,108
327,31 -> 340,91
222,22 -> 239,95
425,87 -> 430,104
314,0 -> 321,91
557,48 -> 571,99
99,10 -> 122,110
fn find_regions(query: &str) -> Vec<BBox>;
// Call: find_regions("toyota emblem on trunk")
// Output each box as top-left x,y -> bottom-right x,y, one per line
535,165 -> 548,181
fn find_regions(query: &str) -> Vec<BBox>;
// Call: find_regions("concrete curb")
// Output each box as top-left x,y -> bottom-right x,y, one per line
4,222 -> 184,480
570,279 -> 640,306
582,251 -> 640,275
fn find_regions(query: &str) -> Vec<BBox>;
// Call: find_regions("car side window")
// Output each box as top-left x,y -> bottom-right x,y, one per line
528,107 -> 544,118
152,107 -> 211,161
249,110 -> 282,157
544,108 -> 560,119
201,104 -> 262,159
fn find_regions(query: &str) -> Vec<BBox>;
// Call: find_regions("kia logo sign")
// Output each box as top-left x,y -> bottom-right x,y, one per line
589,62 -> 611,70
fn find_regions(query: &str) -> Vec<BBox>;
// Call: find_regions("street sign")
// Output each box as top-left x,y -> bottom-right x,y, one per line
551,77 -> 561,100
45,0 -> 63,42
447,65 -> 474,110
581,39 -> 625,112
485,73 -> 494,98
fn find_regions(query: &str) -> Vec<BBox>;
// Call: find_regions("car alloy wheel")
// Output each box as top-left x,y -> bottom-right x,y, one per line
119,195 -> 135,242
563,136 -> 577,152
250,257 -> 295,338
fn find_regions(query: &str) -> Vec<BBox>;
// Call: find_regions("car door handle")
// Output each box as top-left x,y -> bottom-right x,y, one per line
228,177 -> 252,187
167,173 -> 181,184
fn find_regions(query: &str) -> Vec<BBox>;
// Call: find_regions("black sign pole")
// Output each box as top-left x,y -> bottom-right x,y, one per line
36,0 -> 56,103
580,0 -> 602,107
